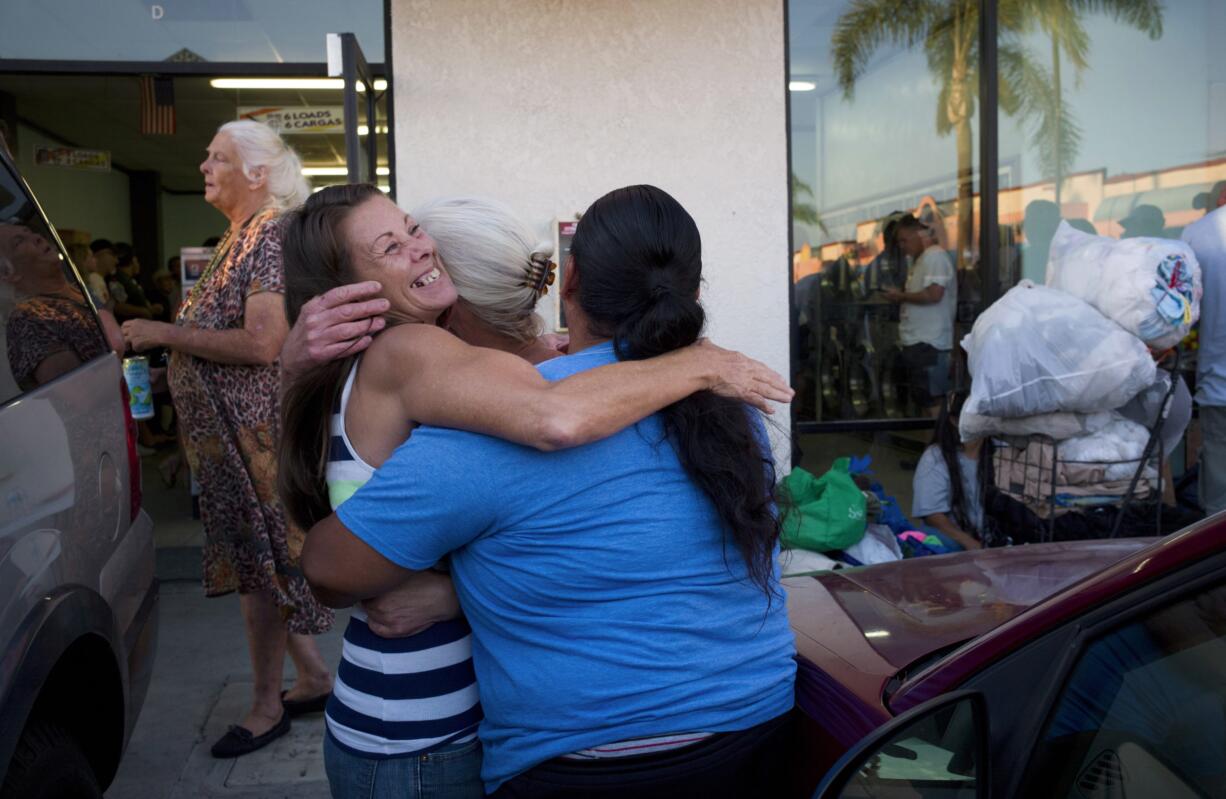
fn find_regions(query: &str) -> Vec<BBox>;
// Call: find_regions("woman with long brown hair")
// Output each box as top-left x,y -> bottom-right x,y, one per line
279,184 -> 792,798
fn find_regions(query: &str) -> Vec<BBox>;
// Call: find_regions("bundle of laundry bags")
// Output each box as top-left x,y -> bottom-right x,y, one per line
963,226 -> 1202,516
1047,222 -> 1202,350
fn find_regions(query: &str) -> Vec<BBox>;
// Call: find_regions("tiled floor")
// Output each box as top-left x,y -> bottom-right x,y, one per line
106,583 -> 348,799
140,449 -> 203,549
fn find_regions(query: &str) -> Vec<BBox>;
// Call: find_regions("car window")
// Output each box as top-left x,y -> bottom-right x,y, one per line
0,159 -> 109,403
822,694 -> 982,798
1023,580 -> 1226,798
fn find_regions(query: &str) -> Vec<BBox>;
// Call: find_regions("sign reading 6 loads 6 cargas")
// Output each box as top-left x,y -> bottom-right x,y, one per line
237,106 -> 344,135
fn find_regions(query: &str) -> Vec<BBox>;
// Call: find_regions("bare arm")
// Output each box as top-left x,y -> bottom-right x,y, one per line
122,291 -> 288,366
302,512 -> 415,608
32,349 -> 83,386
360,571 -> 461,638
369,324 -> 791,452
280,281 -> 389,381
923,512 -> 981,550
97,309 -> 124,353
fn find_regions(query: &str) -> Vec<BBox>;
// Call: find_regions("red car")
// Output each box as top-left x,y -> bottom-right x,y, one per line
788,514 -> 1226,798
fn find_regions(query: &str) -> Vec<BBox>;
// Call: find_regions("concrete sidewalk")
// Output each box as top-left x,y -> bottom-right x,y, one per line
106,580 -> 350,799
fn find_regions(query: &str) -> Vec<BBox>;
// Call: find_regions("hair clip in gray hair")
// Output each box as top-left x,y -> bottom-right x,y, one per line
525,252 -> 557,296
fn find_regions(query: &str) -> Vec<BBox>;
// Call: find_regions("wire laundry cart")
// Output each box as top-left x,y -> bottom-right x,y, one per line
984,353 -> 1182,545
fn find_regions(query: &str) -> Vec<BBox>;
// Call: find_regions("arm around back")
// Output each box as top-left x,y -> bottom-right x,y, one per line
302,513 -> 413,608
365,324 -> 791,452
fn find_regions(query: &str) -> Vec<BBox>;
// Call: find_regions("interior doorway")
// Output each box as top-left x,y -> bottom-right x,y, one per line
0,71 -> 392,564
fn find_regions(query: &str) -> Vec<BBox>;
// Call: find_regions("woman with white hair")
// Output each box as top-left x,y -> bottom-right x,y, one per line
123,120 -> 334,758
414,195 -> 562,361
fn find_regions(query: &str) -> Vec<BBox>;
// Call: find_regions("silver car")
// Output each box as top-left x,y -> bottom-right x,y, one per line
0,144 -> 158,797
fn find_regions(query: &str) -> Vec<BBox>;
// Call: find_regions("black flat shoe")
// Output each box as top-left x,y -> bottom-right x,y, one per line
280,689 -> 330,717
210,712 -> 290,758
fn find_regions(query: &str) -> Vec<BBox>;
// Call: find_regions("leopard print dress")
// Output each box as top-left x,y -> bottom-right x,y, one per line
169,209 -> 333,635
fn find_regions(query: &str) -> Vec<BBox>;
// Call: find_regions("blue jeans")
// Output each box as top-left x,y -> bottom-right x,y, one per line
324,734 -> 484,799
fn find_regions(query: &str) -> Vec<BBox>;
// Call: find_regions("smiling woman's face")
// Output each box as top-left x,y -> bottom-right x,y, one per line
342,194 -> 457,323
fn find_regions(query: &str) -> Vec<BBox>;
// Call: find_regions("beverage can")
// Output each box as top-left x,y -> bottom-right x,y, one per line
122,356 -> 155,420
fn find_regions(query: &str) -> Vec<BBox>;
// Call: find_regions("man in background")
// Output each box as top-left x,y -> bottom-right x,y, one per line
1183,200 -> 1226,516
884,214 -> 956,417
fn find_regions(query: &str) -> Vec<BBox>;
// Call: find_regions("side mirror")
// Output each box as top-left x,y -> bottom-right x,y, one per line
813,691 -> 987,798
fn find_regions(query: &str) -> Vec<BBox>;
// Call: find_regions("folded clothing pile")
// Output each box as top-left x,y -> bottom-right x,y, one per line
992,414 -> 1159,517
1046,222 -> 1202,350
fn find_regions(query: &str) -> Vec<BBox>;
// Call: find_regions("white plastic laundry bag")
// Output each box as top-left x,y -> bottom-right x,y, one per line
1059,414 -> 1156,482
959,409 -> 1115,442
963,282 -> 1156,418
1046,221 -> 1202,350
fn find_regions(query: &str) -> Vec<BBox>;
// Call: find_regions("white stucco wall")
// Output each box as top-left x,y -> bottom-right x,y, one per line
390,0 -> 793,455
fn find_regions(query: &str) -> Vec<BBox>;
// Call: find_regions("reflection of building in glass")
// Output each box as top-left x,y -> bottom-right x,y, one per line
796,156 -> 1226,283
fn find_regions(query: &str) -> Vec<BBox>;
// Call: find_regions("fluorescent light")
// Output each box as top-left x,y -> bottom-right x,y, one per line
210,78 -> 388,91
358,125 -> 390,136
379,185 -> 391,193
789,81 -> 817,92
302,166 -> 391,177
863,630 -> 890,639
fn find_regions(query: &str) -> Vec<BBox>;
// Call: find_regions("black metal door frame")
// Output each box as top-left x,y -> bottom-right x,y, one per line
788,0 -> 1002,444
330,32 -> 380,186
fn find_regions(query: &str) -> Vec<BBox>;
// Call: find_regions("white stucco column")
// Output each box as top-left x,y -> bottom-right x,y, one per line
389,0 -> 792,461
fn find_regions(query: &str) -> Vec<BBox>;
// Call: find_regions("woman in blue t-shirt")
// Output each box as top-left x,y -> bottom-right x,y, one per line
277,186 -> 792,799
296,185 -> 798,798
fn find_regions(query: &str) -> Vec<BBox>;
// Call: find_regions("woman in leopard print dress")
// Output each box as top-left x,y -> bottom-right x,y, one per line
122,121 -> 332,758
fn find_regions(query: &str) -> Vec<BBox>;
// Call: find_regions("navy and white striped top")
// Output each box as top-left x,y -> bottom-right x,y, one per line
324,361 -> 482,757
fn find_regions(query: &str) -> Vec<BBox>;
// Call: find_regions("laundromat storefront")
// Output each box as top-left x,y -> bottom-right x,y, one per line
787,0 -> 1224,495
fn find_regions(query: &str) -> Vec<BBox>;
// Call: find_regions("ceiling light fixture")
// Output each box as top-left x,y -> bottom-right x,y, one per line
210,78 -> 388,92
302,165 -> 392,177
788,81 -> 817,92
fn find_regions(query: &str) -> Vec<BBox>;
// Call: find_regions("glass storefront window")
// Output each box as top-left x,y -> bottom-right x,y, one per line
999,1 -> 1225,281
789,0 -> 982,427
0,1 -> 383,65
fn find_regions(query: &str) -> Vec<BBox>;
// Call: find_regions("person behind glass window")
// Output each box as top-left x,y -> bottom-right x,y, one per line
66,241 -> 110,309
149,266 -> 180,322
1120,204 -> 1165,239
912,389 -> 991,550
1183,197 -> 1226,517
883,214 -> 956,417
1020,200 -> 1061,283
108,242 -> 162,322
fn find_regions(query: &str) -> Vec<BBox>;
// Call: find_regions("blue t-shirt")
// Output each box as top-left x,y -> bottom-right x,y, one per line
337,341 -> 797,792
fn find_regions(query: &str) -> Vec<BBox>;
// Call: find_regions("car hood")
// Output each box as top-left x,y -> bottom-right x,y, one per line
786,539 -> 1153,701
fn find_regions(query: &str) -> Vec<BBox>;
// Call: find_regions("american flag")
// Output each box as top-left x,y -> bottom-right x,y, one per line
139,76 -> 176,135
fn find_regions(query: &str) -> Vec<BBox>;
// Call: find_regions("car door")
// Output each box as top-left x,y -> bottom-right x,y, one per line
813,538 -> 1226,798
0,150 -> 130,663
1012,572 -> 1226,798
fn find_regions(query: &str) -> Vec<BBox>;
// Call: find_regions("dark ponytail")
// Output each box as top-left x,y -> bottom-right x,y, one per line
278,183 -> 384,531
932,389 -> 993,536
570,185 -> 781,595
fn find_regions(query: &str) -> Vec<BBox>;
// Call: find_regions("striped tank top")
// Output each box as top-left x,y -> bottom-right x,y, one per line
324,360 -> 483,757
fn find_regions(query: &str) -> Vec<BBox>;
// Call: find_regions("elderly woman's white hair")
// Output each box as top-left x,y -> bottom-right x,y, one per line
413,196 -> 553,342
218,120 -> 311,211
